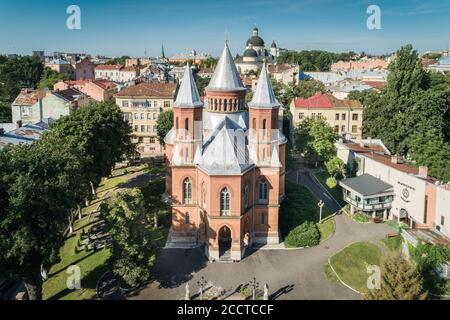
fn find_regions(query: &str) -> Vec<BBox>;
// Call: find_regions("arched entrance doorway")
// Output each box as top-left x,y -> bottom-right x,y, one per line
218,226 -> 232,258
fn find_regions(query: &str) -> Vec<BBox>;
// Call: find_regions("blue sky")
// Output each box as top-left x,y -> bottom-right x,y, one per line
0,0 -> 449,57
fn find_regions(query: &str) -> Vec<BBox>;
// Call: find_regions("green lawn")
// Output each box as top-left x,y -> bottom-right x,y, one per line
382,235 -> 403,252
42,214 -> 111,300
318,215 -> 335,243
281,180 -> 334,243
314,169 -> 346,206
329,242 -> 382,292
322,263 -> 340,283
43,164 -> 169,300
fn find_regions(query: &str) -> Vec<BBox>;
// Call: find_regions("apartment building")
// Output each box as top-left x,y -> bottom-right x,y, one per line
114,82 -> 177,157
290,92 -> 363,139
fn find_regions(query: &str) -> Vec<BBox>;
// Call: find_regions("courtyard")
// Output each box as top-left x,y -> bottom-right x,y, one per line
129,212 -> 392,300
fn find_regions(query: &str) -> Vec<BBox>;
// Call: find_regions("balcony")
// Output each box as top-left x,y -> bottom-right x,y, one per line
343,194 -> 392,211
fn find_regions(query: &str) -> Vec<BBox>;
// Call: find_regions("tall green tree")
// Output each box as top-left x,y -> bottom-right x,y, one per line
0,140 -> 85,299
410,241 -> 450,295
102,188 -> 162,287
293,117 -> 337,165
408,130 -> 450,182
0,56 -> 44,103
364,253 -> 427,300
37,67 -> 71,90
363,44 -> 450,165
325,156 -> 345,178
156,109 -> 173,146
386,44 -> 429,104
48,101 -> 134,195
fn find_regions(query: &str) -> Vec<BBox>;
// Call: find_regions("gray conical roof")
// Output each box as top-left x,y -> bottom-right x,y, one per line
249,63 -> 280,109
174,63 -> 203,108
206,42 -> 246,92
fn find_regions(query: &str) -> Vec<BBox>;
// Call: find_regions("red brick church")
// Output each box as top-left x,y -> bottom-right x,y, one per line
164,42 -> 287,261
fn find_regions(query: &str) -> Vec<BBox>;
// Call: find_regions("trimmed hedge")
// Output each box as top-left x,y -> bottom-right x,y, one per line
284,221 -> 320,248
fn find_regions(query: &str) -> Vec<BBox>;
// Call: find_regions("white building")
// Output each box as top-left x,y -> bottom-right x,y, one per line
337,139 -> 450,241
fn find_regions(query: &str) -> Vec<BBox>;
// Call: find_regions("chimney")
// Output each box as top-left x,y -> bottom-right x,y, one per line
418,166 -> 428,178
16,120 -> 22,128
391,155 -> 398,164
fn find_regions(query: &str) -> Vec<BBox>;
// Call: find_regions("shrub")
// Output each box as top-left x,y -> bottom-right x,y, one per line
284,221 -> 320,248
326,177 -> 337,189
353,213 -> 369,223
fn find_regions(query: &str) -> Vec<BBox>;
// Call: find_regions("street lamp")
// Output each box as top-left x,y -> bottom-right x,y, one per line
318,200 -> 325,223
197,276 -> 207,300
249,277 -> 259,300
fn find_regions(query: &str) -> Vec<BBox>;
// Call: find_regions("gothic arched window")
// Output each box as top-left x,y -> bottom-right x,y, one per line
220,187 -> 230,215
183,178 -> 192,204
259,179 -> 268,202
202,185 -> 207,208
243,184 -> 249,209
262,119 -> 267,140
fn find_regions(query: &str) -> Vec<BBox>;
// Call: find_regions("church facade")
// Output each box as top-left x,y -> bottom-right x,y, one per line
164,42 -> 287,261
235,27 -> 279,75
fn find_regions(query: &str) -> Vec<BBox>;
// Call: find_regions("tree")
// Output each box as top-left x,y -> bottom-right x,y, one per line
0,101 -> 133,299
410,241 -> 450,295
325,156 -> 345,178
386,44 -> 429,104
102,189 -> 161,287
0,56 -> 44,103
195,76 -> 210,96
0,140 -> 85,299
0,100 -> 11,123
37,67 -> 71,89
47,101 -> 134,195
105,56 -> 130,66
284,79 -> 325,105
294,117 -> 337,165
363,44 -> 450,159
156,109 -> 173,146
408,130 -> 450,182
364,253 -> 427,300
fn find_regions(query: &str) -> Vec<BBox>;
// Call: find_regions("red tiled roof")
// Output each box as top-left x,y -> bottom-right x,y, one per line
362,81 -> 387,88
199,67 -> 214,74
268,63 -> 295,73
292,92 -> 362,109
345,143 -> 386,154
92,80 -> 116,89
114,82 -> 177,98
364,152 -> 419,175
95,64 -> 122,70
13,89 -> 47,106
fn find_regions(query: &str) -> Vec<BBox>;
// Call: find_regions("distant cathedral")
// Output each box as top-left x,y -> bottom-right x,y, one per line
235,27 -> 279,74
164,41 -> 286,262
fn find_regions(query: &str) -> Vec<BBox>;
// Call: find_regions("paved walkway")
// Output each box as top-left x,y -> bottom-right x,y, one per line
129,213 -> 391,300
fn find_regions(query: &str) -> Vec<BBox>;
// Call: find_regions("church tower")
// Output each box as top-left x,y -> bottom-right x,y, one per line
205,42 -> 247,114
248,62 -> 281,165
172,63 -> 203,165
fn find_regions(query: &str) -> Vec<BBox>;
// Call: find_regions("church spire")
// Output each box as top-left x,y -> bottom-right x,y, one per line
174,63 -> 203,108
161,44 -> 165,58
249,62 -> 280,109
206,42 -> 246,92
